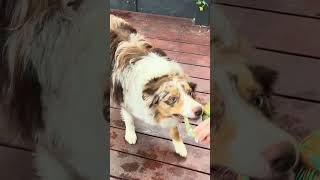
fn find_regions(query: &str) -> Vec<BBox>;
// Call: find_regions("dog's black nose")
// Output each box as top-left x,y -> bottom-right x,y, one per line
263,141 -> 297,173
193,107 -> 203,117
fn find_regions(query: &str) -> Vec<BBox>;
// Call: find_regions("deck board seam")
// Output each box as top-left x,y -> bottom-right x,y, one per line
273,93 -> 320,104
178,61 -> 210,68
143,36 -> 210,46
214,2 -> 320,20
189,76 -> 209,81
256,47 -> 320,60
0,143 -> 33,152
166,49 -> 209,59
147,37 -> 209,47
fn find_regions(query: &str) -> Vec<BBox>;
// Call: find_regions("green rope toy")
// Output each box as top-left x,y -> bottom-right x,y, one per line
183,103 -> 210,141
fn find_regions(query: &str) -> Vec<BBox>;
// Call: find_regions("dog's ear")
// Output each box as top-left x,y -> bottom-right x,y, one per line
188,82 -> 197,92
150,48 -> 167,57
248,65 -> 278,93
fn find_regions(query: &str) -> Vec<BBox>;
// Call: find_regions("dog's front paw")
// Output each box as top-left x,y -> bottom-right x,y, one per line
173,141 -> 187,157
125,131 -> 137,144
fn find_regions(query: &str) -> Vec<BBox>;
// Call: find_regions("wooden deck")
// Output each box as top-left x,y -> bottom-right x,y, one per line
1,1 -> 320,179
109,9 -> 211,180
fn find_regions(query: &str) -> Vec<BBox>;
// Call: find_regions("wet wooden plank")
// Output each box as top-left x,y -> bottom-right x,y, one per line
147,38 -> 210,56
252,49 -> 320,101
216,4 -> 320,58
0,146 -> 35,180
110,127 -> 210,173
180,64 -> 210,80
165,51 -> 209,68
272,96 -> 320,140
111,10 -> 210,45
189,77 -> 210,94
109,108 -> 210,149
215,0 -> 320,18
110,150 -> 210,180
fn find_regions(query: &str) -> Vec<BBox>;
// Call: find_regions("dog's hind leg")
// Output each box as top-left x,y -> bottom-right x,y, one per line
121,108 -> 137,144
170,127 -> 187,157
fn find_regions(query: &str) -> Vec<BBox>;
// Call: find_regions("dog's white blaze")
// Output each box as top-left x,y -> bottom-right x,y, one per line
176,82 -> 202,119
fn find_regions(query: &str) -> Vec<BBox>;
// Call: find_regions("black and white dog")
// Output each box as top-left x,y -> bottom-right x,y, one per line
1,1 -> 108,179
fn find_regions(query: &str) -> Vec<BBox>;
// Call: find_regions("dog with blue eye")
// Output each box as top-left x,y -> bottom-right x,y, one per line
110,14 -> 204,157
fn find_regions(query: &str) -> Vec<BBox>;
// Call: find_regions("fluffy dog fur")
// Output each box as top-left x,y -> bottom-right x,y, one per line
110,14 -> 203,157
0,1 -> 108,179
211,6 -> 298,180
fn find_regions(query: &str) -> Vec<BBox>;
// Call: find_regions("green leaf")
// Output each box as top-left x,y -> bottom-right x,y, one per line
199,6 -> 204,11
196,1 -> 201,5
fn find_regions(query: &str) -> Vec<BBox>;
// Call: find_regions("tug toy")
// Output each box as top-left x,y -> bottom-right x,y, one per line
238,131 -> 320,180
295,131 -> 320,179
183,103 -> 210,141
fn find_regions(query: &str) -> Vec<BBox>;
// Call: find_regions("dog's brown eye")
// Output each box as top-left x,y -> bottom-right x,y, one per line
67,0 -> 83,10
254,96 -> 264,108
188,91 -> 193,96
166,96 -> 178,105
